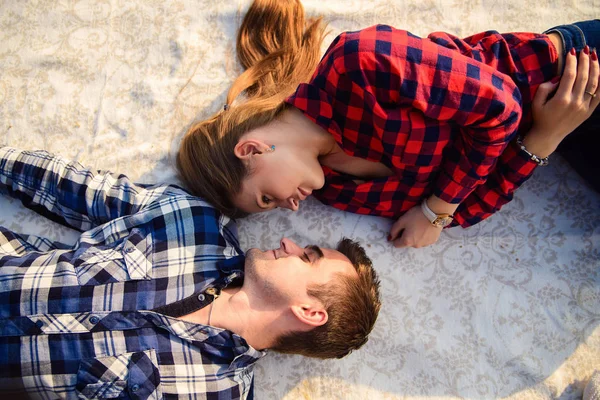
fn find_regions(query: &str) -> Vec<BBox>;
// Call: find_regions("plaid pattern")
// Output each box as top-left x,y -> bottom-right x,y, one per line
286,25 -> 557,227
0,147 -> 265,399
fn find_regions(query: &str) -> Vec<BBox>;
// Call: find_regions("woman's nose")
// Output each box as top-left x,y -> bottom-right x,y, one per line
284,197 -> 299,211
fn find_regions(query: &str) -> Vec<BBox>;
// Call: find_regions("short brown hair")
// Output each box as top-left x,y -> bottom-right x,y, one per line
176,0 -> 326,217
271,238 -> 382,359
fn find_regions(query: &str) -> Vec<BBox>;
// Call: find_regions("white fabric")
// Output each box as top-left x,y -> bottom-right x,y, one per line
0,1 -> 598,399
585,371 -> 600,400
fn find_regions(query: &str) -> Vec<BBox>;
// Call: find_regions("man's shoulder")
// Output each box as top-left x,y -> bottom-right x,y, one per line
144,183 -> 220,209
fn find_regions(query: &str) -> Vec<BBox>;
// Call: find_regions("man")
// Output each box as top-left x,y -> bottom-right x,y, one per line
0,147 -> 381,399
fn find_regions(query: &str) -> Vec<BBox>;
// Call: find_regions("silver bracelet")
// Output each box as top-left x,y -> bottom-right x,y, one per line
516,136 -> 549,166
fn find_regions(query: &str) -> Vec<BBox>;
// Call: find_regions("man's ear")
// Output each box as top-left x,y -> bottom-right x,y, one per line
291,303 -> 328,328
234,139 -> 266,160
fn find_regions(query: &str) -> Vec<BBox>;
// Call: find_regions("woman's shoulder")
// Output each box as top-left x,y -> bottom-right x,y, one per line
322,25 -> 418,71
326,24 -> 416,53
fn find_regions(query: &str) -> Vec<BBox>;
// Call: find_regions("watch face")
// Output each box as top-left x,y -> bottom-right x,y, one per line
433,217 -> 453,227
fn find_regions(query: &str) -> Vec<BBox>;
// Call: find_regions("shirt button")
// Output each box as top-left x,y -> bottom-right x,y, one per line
125,247 -> 135,253
131,383 -> 140,392
89,316 -> 100,324
35,320 -> 44,328
197,294 -> 205,302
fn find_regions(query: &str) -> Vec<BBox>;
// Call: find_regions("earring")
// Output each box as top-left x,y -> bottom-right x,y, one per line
266,145 -> 275,152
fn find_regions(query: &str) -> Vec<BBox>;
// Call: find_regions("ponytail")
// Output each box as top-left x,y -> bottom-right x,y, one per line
177,0 -> 327,217
231,0 -> 326,102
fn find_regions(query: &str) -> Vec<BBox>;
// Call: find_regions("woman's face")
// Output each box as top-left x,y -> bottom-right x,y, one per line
232,140 -> 325,213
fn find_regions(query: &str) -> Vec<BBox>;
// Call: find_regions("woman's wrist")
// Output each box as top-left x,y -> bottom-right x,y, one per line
520,129 -> 559,159
426,195 -> 459,215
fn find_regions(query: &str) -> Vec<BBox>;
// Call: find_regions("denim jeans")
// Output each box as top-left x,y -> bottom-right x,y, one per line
543,20 -> 600,193
544,19 -> 600,60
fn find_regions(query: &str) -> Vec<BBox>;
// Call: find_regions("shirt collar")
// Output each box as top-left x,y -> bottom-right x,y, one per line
145,312 -> 266,366
217,254 -> 245,275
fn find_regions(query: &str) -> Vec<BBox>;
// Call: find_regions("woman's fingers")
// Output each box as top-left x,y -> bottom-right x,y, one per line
532,79 -> 559,112
388,219 -> 404,242
586,49 -> 599,104
573,46 -> 591,99
556,48 -> 578,98
586,49 -> 600,111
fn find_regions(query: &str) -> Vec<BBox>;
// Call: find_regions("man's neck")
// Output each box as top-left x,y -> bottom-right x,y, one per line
178,287 -> 278,350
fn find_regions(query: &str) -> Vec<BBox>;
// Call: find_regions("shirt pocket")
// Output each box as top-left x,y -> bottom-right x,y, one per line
76,349 -> 162,400
74,228 -> 154,286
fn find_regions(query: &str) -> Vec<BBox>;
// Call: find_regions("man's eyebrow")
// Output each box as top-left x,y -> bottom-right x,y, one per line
305,245 -> 324,261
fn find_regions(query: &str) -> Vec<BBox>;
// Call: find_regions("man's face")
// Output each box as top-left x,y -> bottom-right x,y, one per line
244,238 -> 357,306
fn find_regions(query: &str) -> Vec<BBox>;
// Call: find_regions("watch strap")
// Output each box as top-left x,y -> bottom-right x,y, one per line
420,199 -> 453,226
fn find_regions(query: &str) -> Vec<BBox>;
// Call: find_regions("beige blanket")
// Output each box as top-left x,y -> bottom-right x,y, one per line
0,1 -> 598,398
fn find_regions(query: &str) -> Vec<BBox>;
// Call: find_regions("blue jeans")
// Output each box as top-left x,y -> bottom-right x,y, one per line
544,20 -> 600,193
544,20 -> 600,66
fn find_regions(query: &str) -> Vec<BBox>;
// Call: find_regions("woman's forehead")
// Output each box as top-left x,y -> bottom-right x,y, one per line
234,179 -> 265,213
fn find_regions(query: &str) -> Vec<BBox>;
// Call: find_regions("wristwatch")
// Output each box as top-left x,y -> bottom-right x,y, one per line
420,199 -> 454,228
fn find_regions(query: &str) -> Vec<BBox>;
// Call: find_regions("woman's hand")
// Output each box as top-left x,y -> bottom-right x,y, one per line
388,204 -> 443,248
523,46 -> 600,158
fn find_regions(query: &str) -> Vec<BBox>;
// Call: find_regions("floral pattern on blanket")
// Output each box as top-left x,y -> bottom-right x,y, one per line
0,1 -> 598,399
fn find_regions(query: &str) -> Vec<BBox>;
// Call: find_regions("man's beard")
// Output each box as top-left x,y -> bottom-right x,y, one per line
243,248 -> 260,282
242,249 -> 284,302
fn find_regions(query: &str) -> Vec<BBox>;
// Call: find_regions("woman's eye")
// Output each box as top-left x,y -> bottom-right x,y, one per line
262,195 -> 271,205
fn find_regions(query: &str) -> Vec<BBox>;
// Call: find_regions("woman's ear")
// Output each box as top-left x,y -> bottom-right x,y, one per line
290,303 -> 328,328
234,139 -> 266,160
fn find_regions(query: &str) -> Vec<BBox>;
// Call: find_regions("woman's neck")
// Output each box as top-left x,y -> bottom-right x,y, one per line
275,107 -> 337,157
253,106 -> 394,180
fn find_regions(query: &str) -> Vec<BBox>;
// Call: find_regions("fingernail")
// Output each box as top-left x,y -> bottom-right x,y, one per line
551,76 -> 561,84
592,50 -> 598,61
570,47 -> 576,56
584,45 -> 590,55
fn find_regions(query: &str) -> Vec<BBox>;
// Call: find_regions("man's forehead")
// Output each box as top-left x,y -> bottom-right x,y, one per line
315,246 -> 352,265
319,249 -> 358,279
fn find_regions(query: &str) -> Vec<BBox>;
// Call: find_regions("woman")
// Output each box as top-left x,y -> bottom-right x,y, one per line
177,0 -> 599,248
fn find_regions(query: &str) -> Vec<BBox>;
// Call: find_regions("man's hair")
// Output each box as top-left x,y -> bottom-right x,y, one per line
177,0 -> 326,217
271,238 -> 382,359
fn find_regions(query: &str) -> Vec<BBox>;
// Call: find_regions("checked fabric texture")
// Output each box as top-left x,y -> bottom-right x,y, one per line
0,147 -> 264,399
0,1 -> 598,399
287,25 -> 556,227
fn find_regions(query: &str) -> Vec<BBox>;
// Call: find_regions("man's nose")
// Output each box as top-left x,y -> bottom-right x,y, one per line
280,237 -> 302,256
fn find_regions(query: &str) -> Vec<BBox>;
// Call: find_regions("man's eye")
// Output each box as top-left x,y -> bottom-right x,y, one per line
301,252 -> 310,263
262,195 -> 272,205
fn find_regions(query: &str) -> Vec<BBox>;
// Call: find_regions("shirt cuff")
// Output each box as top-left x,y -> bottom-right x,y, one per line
433,173 -> 478,204
500,139 -> 539,179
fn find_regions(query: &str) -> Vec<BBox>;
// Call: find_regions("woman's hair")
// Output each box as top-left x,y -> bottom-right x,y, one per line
271,238 -> 382,359
177,0 -> 327,217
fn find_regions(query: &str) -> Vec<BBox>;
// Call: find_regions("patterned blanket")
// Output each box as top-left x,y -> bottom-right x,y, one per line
0,1 -> 598,398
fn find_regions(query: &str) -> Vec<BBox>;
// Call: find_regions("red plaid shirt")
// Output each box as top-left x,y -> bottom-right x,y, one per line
286,25 -> 558,227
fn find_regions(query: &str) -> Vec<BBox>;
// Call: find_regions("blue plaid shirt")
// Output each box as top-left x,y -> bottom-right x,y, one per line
0,147 -> 265,399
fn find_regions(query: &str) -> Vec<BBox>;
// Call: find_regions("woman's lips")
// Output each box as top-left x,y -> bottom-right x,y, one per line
298,187 -> 312,199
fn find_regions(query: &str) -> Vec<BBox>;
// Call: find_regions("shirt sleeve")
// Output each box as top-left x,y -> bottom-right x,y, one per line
0,147 -> 169,231
452,140 -> 538,227
329,25 -> 523,204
